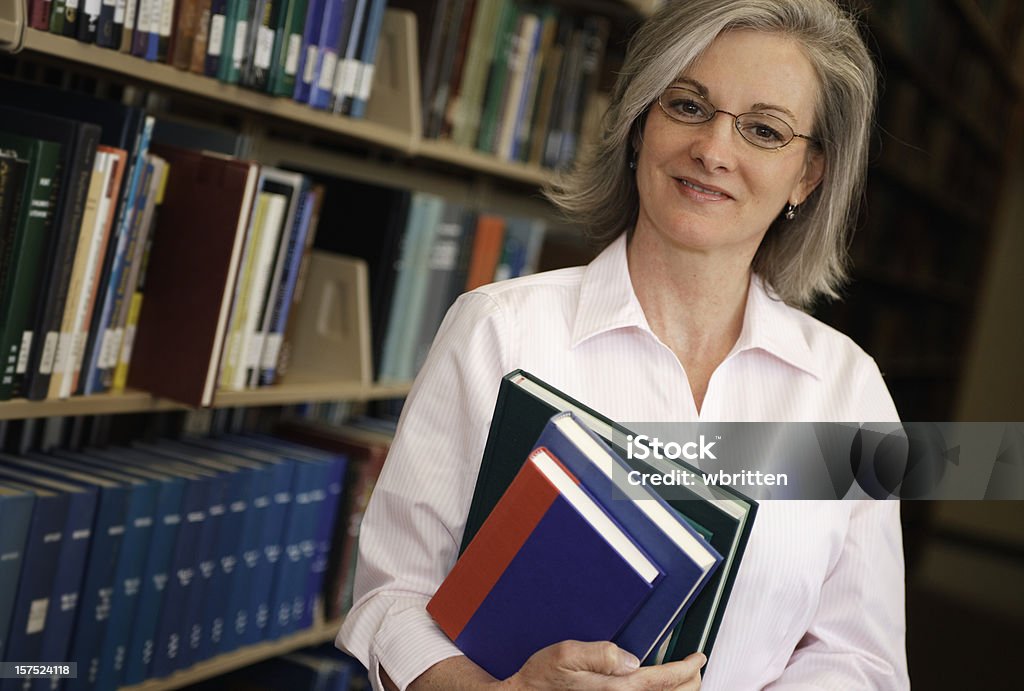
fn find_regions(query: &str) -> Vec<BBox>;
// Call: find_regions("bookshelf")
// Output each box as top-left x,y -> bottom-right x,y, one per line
819,0 -> 1024,420
120,620 -> 343,691
0,2 -> 650,689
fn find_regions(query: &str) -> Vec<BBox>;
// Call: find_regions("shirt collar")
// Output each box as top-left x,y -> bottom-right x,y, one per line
571,233 -> 821,379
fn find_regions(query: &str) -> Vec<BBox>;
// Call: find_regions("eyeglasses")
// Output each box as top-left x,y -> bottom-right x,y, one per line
657,86 -> 817,150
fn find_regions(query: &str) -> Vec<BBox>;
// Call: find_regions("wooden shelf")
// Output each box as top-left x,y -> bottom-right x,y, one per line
119,620 -> 342,691
415,139 -> 552,187
17,28 -> 417,155
0,381 -> 412,421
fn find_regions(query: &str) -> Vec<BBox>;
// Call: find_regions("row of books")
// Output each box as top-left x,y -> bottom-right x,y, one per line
0,434 -> 349,690
25,0 -> 390,119
188,643 -> 369,690
397,0 -> 611,168
0,77 -> 335,407
310,175 -> 547,383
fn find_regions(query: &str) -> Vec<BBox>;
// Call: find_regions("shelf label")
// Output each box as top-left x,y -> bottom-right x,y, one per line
233,21 -> 249,67
261,334 -> 282,370
303,46 -> 319,85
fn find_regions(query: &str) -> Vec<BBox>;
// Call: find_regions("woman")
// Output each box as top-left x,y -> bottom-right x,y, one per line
339,0 -> 909,689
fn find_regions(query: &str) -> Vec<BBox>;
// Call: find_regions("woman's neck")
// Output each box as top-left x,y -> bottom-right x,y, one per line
626,228 -> 753,412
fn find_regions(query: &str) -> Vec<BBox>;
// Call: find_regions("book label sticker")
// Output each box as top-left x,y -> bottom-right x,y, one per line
16,331 -> 32,374
38,331 -> 59,375
285,34 -> 302,76
357,65 -> 376,101
26,598 -> 50,635
208,16 -> 226,57
255,27 -> 275,70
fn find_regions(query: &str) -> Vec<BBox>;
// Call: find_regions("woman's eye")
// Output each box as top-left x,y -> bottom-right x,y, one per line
671,98 -> 706,118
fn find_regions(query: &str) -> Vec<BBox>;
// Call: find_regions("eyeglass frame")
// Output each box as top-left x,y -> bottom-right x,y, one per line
656,85 -> 819,150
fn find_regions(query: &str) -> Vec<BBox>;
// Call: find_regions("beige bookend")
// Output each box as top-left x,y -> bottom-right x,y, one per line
279,251 -> 373,387
366,9 -> 422,137
0,0 -> 25,53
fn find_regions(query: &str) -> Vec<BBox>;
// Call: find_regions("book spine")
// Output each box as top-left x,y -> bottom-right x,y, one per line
291,0 -> 325,103
95,0 -> 118,46
346,0 -> 388,119
307,0 -> 347,110
178,475 -> 226,669
30,0 -> 53,30
267,0 -> 307,96
77,0 -> 101,42
120,477 -> 185,687
203,0 -> 230,76
63,0 -> 82,37
0,138 -> 60,402
78,116 -> 153,396
220,467 -> 269,653
47,151 -> 109,401
93,482 -> 157,691
118,0 -> 137,52
301,453 -> 345,628
0,493 -> 35,663
244,460 -> 294,644
0,494 -> 68,686
64,487 -> 129,691
187,0 -> 214,72
218,0 -> 250,83
48,0 -> 66,34
22,124 -> 100,401
203,470 -> 250,659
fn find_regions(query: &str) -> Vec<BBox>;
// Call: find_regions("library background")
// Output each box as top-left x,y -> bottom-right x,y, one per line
0,0 -> 1021,689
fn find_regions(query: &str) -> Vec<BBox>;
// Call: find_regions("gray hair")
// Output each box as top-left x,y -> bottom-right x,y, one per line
545,0 -> 877,308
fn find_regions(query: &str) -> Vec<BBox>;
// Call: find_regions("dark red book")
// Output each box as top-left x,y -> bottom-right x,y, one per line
126,145 -> 259,406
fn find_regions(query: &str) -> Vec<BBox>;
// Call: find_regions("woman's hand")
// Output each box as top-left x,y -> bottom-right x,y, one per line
498,641 -> 705,691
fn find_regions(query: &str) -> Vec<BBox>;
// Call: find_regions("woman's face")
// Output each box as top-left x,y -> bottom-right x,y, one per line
634,29 -> 825,258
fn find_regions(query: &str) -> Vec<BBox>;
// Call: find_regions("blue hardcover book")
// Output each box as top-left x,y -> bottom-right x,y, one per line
52,450 -> 178,691
0,476 -> 67,691
258,184 -> 316,386
230,434 -> 348,629
83,447 -> 190,688
534,413 -> 722,661
292,0 -> 328,103
347,0 -> 388,118
136,441 -> 260,660
0,455 -> 128,691
307,0 -> 348,109
0,463 -> 96,691
25,452 -> 152,691
139,459 -> 213,679
0,485 -> 34,664
428,446 -> 661,680
175,438 -> 297,644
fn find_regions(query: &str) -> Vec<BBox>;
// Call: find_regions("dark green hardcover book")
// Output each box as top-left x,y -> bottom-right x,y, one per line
0,154 -> 29,279
267,0 -> 308,96
463,370 -> 758,666
49,0 -> 67,34
0,134 -> 61,401
474,1 -> 519,153
218,0 -> 251,84
240,0 -> 274,89
0,107 -> 102,401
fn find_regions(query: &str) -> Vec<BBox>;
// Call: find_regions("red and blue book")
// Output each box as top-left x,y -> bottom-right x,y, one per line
428,413 -> 722,680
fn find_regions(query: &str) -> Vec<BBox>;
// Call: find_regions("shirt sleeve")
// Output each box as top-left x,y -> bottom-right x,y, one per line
766,355 -> 909,690
336,292 -> 510,691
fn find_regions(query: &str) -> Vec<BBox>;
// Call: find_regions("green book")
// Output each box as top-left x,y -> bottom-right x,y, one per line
0,133 -> 62,401
219,0 -> 252,84
475,1 -> 520,153
463,370 -> 758,666
49,0 -> 67,34
267,0 -> 309,96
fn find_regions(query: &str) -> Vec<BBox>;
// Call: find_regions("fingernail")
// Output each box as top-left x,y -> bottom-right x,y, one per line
698,654 -> 708,668
621,653 -> 640,671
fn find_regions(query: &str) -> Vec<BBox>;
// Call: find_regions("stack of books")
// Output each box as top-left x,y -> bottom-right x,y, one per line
439,371 -> 758,673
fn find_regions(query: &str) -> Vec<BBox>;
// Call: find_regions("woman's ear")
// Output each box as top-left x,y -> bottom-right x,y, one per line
792,150 -> 826,205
